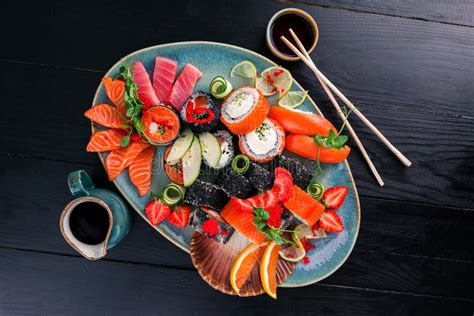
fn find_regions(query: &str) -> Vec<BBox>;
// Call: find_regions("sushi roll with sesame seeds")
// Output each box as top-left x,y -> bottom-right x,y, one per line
245,161 -> 275,191
180,91 -> 220,133
213,130 -> 235,169
278,155 -> 313,189
183,180 -> 229,211
216,167 -> 254,199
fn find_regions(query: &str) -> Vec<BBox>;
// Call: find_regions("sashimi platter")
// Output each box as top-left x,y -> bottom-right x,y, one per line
86,42 -> 359,298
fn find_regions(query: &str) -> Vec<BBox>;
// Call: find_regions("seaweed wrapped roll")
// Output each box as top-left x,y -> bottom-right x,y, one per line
213,130 -> 235,169
180,91 -> 220,133
183,179 -> 229,210
246,161 -> 275,191
216,167 -> 254,199
278,155 -> 312,189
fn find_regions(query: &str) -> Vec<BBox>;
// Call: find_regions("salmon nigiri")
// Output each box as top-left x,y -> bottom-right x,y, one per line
132,61 -> 160,110
283,185 -> 325,226
84,104 -> 127,129
102,77 -> 126,115
129,146 -> 155,196
86,129 -> 126,152
105,141 -> 149,181
268,106 -> 336,137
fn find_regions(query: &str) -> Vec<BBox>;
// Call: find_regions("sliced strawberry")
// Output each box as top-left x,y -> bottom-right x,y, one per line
145,199 -> 171,226
167,204 -> 192,228
319,210 -> 344,233
266,203 -> 284,228
272,167 -> 293,202
246,194 -> 264,208
322,186 -> 349,209
263,190 -> 279,210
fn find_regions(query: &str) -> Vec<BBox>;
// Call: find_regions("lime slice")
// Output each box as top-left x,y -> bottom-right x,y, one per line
293,223 -> 328,240
255,76 -> 277,96
278,90 -> 308,109
230,61 -> 257,86
260,66 -> 292,99
279,243 -> 305,262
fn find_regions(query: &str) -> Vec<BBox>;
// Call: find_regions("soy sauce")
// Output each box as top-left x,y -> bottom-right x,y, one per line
271,13 -> 314,56
69,202 -> 110,245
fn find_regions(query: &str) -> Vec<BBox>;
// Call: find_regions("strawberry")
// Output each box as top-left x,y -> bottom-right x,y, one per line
263,190 -> 278,210
145,199 -> 170,225
322,186 -> 348,209
167,204 -> 192,228
319,210 -> 344,233
272,167 -> 293,202
266,203 -> 284,228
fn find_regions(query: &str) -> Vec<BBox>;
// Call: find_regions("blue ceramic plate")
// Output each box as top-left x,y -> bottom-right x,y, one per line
91,42 -> 360,288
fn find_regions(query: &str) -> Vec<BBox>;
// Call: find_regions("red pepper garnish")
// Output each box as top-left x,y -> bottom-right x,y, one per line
185,100 -> 215,124
300,237 -> 315,252
273,69 -> 284,77
303,257 -> 310,264
202,218 -> 220,237
266,74 -> 274,85
271,87 -> 278,93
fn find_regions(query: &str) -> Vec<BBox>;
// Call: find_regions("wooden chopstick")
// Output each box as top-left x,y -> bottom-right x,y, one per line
287,29 -> 385,187
280,35 -> 412,167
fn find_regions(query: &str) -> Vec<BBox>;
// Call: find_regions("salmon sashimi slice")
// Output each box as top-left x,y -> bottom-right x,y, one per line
105,141 -> 149,181
283,185 -> 325,226
152,57 -> 177,103
86,129 -> 126,152
268,106 -> 337,137
102,77 -> 126,115
84,104 -> 127,129
132,61 -> 160,110
221,198 -> 266,245
167,64 -> 202,111
129,146 -> 155,196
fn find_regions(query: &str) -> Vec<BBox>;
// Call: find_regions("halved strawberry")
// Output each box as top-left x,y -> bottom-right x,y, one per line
272,167 -> 293,202
167,204 -> 192,228
322,186 -> 348,209
263,189 -> 278,210
266,203 -> 284,228
319,210 -> 344,232
145,199 -> 171,225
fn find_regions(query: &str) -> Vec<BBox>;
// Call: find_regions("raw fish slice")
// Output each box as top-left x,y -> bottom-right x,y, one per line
102,77 -> 126,115
283,185 -> 325,226
132,61 -> 160,110
84,104 -> 127,129
152,57 -> 177,102
167,64 -> 202,111
105,141 -> 149,181
190,232 -> 295,296
86,129 -> 126,152
129,146 -> 155,196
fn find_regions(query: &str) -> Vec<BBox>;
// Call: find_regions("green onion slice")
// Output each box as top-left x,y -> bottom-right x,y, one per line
306,181 -> 325,201
209,76 -> 233,99
231,154 -> 250,174
162,183 -> 185,206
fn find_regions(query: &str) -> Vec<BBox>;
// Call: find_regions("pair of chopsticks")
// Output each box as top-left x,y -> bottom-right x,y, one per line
281,29 -> 412,187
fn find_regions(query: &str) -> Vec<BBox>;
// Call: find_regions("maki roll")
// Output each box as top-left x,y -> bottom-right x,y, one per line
213,130 -> 235,169
180,91 -> 219,133
278,155 -> 313,189
216,167 -> 254,199
183,180 -> 229,210
246,161 -> 275,191
190,207 -> 234,244
238,118 -> 285,163
220,87 -> 270,135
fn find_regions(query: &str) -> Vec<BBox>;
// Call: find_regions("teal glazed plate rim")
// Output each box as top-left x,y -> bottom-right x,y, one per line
91,41 -> 360,288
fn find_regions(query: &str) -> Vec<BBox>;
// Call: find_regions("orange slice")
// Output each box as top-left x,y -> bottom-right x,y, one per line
260,241 -> 281,299
230,241 -> 268,295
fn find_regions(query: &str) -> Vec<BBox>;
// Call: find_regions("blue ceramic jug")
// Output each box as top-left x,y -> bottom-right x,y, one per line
60,170 -> 131,260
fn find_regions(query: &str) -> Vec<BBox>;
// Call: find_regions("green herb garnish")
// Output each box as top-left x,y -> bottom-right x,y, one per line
253,207 -> 291,244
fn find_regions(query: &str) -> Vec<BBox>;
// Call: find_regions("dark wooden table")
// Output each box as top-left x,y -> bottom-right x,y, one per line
1,0 -> 473,314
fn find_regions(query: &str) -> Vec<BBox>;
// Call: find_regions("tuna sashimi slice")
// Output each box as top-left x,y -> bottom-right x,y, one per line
132,61 -> 160,110
86,129 -> 126,152
167,64 -> 203,111
129,146 -> 155,196
105,141 -> 149,181
152,57 -> 177,103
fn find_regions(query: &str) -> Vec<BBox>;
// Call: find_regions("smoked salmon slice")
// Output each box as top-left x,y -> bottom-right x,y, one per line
132,61 -> 160,110
84,104 -> 127,129
167,64 -> 202,111
105,141 -> 149,181
86,129 -> 126,152
283,185 -> 325,226
153,57 -> 177,103
268,106 -> 337,137
129,146 -> 155,196
102,77 -> 126,115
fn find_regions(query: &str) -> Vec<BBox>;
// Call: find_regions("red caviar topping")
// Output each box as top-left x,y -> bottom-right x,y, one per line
266,74 -> 274,85
201,218 -> 220,237
271,87 -> 278,93
303,257 -> 310,264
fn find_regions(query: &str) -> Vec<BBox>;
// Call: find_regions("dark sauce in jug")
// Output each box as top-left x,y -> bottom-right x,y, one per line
271,13 -> 314,56
69,202 -> 110,245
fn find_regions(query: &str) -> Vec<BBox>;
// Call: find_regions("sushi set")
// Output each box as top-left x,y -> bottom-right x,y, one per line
84,42 -> 360,298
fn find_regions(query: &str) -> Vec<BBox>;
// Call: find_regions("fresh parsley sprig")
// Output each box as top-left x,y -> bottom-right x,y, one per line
253,207 -> 291,244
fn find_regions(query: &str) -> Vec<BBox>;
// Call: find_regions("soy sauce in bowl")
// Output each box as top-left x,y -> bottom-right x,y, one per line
69,202 -> 110,245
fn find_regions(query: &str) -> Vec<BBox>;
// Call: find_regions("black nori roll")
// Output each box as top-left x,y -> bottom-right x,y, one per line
278,155 -> 313,189
190,208 -> 234,244
216,167 -> 254,199
183,180 -> 229,210
180,91 -> 220,133
246,162 -> 275,191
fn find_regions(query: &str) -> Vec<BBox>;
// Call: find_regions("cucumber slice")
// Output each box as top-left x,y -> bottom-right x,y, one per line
165,128 -> 194,165
182,136 -> 202,187
198,132 -> 222,168
162,183 -> 185,206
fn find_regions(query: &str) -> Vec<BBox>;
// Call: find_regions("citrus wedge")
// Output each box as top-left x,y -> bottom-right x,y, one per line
279,242 -> 306,262
278,90 -> 308,109
260,66 -> 292,99
260,241 -> 281,299
230,241 -> 267,295
256,76 -> 277,96
230,61 -> 257,86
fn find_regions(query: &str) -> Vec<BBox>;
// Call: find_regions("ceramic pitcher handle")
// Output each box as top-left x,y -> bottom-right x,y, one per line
68,170 -> 96,198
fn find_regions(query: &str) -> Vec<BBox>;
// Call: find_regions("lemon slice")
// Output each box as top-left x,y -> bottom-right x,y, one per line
255,76 -> 277,96
230,61 -> 257,86
278,90 -> 308,109
260,66 -> 292,99
278,243 -> 306,262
